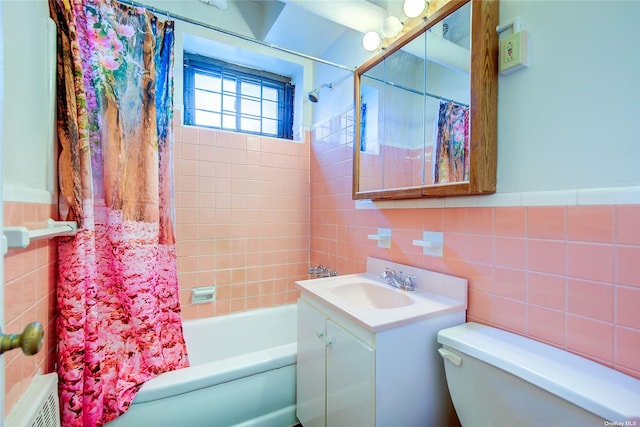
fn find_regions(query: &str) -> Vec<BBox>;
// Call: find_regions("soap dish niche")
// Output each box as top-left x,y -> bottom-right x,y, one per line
191,286 -> 216,304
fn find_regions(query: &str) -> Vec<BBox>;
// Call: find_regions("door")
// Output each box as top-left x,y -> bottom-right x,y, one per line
0,0 -> 6,422
326,320 -> 374,427
296,299 -> 327,427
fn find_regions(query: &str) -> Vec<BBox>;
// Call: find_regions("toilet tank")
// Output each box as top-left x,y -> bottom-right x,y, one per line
437,323 -> 640,427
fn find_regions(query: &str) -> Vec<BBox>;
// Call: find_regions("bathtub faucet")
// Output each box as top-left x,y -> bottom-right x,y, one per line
381,268 -> 416,291
308,265 -> 337,278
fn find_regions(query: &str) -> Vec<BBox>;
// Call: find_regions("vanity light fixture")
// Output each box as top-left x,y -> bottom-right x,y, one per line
363,31 -> 382,51
362,0 -> 430,52
403,0 -> 427,18
382,16 -> 403,38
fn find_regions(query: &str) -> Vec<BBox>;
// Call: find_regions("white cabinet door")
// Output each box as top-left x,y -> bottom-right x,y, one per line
296,299 -> 327,427
326,319 -> 375,427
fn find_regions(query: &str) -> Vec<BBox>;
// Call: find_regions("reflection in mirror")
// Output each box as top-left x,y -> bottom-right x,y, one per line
428,4 -> 471,185
358,3 -> 471,193
359,32 -> 427,192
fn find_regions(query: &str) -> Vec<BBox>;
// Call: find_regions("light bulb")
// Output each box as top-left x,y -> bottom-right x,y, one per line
362,31 -> 381,52
403,0 -> 426,18
382,16 -> 403,38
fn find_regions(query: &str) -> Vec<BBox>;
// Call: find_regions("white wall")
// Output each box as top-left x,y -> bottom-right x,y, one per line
2,0 -> 56,203
496,0 -> 639,193
311,29 -> 365,123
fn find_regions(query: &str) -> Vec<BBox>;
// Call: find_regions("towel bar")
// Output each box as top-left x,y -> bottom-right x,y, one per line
3,219 -> 78,252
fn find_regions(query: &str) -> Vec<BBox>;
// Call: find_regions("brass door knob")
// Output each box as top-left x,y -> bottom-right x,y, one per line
0,322 -> 44,356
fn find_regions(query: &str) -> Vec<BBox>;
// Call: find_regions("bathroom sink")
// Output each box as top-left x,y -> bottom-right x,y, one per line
331,282 -> 414,309
296,258 -> 468,332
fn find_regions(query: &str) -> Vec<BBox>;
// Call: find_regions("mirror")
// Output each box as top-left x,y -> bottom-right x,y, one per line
353,0 -> 498,200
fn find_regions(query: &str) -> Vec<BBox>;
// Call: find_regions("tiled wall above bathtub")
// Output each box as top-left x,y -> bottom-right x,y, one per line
174,121 -> 310,319
3,201 -> 58,416
310,108 -> 640,380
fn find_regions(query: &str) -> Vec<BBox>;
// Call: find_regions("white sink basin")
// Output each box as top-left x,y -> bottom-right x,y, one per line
332,282 -> 414,309
296,261 -> 468,332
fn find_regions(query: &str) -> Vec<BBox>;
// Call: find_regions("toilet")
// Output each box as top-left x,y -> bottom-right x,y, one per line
437,322 -> 640,426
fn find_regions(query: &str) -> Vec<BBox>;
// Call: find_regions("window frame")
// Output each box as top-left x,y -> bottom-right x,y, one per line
184,53 -> 294,139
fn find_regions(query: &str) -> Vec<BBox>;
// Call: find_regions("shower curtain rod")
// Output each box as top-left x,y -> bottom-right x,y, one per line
116,0 -> 356,73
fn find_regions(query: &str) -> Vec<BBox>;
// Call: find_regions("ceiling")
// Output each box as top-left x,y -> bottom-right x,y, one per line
250,0 -> 408,60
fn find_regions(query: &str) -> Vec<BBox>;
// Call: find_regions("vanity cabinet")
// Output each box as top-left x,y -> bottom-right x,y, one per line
297,298 -> 374,427
296,296 -> 463,427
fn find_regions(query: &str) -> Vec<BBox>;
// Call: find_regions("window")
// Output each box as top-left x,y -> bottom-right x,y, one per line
184,53 -> 294,139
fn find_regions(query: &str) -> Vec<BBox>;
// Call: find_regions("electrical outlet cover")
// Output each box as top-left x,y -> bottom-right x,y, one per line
500,31 -> 528,75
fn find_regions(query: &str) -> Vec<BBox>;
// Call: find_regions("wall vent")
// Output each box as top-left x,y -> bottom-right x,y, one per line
6,373 -> 60,427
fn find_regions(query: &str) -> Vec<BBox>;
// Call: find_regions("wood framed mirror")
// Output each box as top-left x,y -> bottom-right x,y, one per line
353,0 -> 498,200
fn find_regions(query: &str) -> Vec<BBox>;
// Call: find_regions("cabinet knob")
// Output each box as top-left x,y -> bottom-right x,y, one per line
316,331 -> 324,338
326,338 -> 334,348
0,322 -> 44,356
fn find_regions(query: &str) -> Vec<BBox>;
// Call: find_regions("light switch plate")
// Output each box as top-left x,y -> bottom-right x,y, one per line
500,31 -> 528,75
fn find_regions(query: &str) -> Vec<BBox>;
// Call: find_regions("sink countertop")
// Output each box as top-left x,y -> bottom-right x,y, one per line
296,262 -> 468,333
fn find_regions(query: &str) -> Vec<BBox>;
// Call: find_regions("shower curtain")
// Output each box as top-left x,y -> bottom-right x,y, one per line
49,0 -> 189,425
434,100 -> 470,184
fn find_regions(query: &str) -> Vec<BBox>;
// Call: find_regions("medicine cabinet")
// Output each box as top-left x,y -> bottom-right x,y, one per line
353,0 -> 498,200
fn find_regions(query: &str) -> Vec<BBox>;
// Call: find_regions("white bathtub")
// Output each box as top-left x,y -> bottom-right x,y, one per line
108,304 -> 298,427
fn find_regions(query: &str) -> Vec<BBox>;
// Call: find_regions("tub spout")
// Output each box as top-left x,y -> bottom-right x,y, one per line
309,265 -> 337,278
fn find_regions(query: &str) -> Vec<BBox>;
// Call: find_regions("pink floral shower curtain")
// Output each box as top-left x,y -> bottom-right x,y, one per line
49,0 -> 189,425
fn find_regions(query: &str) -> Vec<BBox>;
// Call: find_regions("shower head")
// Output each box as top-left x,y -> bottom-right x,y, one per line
307,83 -> 334,103
308,91 -> 320,103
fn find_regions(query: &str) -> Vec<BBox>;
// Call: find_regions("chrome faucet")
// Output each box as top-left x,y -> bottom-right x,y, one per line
381,268 -> 416,291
